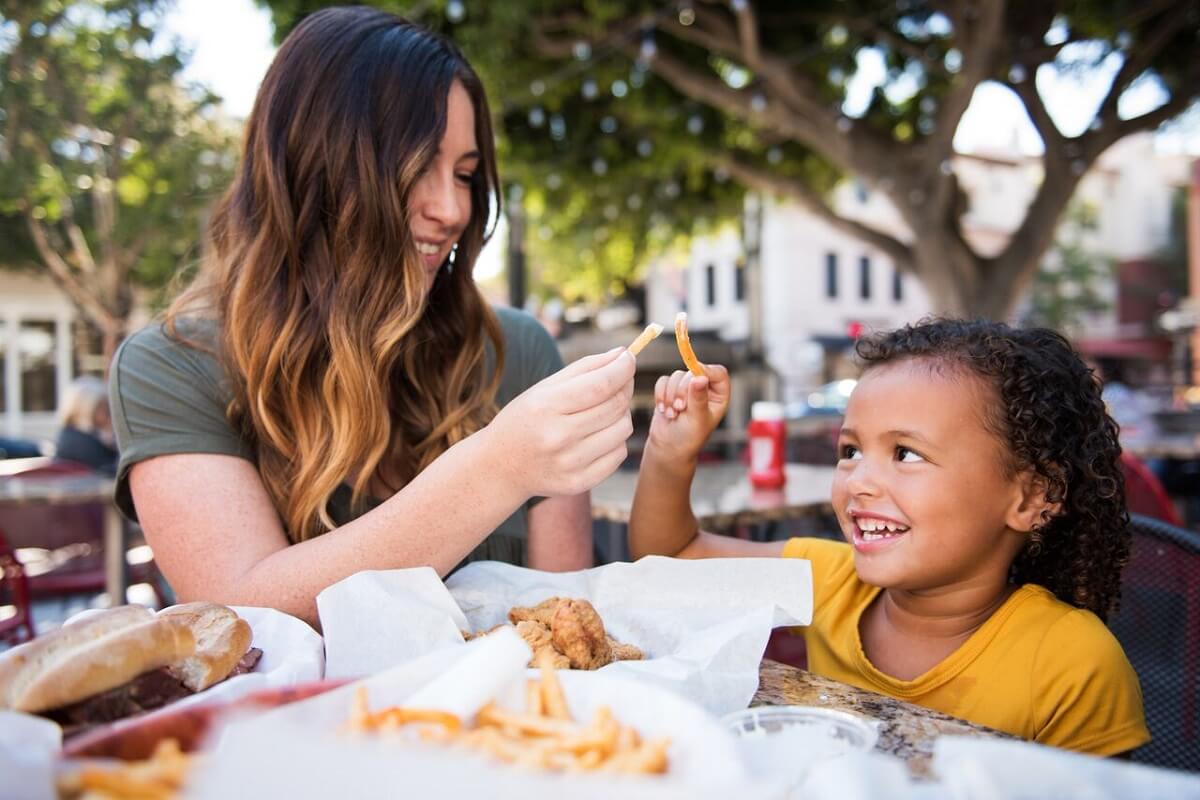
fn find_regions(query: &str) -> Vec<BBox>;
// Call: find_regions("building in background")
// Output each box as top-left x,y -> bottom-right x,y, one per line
648,133 -> 1192,404
0,270 -> 150,443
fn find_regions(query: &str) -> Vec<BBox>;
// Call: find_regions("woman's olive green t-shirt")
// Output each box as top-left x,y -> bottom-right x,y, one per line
108,306 -> 563,567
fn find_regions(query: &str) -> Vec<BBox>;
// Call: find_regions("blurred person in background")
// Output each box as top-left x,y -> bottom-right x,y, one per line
55,375 -> 118,475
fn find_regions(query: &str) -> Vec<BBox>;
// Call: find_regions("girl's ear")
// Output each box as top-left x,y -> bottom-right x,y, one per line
1005,469 -> 1062,533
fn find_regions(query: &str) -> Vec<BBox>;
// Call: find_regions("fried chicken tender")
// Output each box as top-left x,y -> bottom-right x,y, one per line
508,597 -> 564,628
550,598 -> 613,670
607,636 -> 644,662
475,597 -> 642,670
515,620 -> 570,670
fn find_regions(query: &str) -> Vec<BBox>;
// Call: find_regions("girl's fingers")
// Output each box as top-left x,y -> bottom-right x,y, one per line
666,371 -> 689,412
654,375 -> 668,414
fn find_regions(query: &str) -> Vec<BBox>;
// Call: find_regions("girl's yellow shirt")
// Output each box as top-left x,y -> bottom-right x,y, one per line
782,537 -> 1149,756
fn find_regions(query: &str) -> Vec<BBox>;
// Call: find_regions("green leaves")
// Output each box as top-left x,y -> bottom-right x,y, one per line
0,0 -> 238,339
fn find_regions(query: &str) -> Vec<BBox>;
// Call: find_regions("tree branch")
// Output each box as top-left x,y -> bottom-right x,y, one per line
923,0 -> 1005,173
1005,78 -> 1064,159
718,156 -> 915,275
25,214 -> 112,328
1096,2 -> 1195,125
988,162 -> 1085,303
729,0 -> 760,69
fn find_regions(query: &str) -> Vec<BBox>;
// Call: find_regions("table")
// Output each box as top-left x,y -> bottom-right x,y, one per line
753,659 -> 1007,778
592,462 -> 836,528
0,475 -> 126,605
591,462 -> 836,560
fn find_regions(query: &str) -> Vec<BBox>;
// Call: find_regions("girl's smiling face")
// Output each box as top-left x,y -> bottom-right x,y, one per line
832,358 -> 1032,593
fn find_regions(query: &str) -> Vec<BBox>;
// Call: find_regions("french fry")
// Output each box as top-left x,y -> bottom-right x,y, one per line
673,311 -> 704,376
525,678 -> 544,717
537,651 -> 572,720
62,739 -> 193,800
627,322 -> 664,356
347,665 -> 670,776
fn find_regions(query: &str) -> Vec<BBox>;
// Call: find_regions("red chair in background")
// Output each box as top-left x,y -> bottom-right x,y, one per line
1120,453 -> 1183,526
0,526 -> 36,645
763,627 -> 808,670
0,458 -> 167,605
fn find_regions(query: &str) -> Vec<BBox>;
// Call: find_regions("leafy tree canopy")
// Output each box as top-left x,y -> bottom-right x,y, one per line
260,0 -> 1199,315
0,0 -> 238,357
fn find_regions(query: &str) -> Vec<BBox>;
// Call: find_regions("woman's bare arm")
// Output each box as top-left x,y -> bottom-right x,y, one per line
526,493 -> 594,571
132,348 -> 636,627
132,430 -> 525,627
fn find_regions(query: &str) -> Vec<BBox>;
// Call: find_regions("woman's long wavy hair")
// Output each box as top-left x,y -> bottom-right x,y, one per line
166,7 -> 504,542
855,319 -> 1130,621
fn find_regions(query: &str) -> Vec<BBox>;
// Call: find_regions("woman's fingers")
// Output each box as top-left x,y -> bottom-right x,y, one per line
556,350 -> 636,414
544,346 -> 627,385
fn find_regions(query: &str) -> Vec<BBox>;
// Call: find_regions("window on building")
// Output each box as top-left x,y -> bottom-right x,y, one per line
734,258 -> 746,302
20,320 -> 56,413
893,269 -> 903,302
859,256 -> 871,300
825,252 -> 838,299
704,263 -> 717,307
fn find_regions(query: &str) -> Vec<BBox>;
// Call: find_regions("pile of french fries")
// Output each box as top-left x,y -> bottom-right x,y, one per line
58,738 -> 194,800
346,656 -> 671,775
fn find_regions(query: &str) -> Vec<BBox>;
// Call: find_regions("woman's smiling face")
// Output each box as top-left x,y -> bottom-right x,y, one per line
831,358 -> 1029,593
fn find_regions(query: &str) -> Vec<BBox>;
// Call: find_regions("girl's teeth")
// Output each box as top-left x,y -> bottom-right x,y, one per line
416,242 -> 440,255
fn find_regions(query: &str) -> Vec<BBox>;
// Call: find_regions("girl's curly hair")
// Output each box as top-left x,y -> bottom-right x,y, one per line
854,318 -> 1130,621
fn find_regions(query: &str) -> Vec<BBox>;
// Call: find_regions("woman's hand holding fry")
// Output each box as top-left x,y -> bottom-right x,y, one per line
487,347 -> 636,498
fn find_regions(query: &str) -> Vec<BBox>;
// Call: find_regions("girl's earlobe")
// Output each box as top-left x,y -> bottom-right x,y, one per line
1006,470 -> 1061,534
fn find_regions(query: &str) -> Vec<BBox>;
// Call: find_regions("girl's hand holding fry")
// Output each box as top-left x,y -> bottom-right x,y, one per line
647,363 -> 730,464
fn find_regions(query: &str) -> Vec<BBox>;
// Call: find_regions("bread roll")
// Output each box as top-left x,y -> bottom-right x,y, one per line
8,612 -> 195,713
0,605 -> 153,710
158,602 -> 253,692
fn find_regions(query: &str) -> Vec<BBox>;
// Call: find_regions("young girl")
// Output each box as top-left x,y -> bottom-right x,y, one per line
630,318 -> 1148,756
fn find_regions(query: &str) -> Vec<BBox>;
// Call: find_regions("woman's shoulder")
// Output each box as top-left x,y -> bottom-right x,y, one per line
115,320 -> 222,375
111,319 -> 229,407
490,306 -> 562,398
493,305 -> 551,345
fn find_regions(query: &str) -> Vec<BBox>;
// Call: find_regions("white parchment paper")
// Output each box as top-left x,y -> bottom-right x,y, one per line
190,629 -> 777,799
0,604 -> 323,799
317,556 -> 813,716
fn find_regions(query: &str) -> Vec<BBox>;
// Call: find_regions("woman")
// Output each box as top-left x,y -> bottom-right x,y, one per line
109,8 -> 635,626
56,375 -> 118,475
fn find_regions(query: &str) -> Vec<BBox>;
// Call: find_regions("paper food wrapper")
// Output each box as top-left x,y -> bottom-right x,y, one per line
318,556 -> 813,715
0,605 -> 323,800
932,736 -> 1200,800
191,629 -> 780,799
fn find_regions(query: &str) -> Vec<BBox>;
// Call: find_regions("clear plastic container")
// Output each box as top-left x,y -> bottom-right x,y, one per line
722,705 -> 879,752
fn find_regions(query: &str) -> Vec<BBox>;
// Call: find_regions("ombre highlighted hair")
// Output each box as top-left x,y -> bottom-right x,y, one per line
167,7 -> 504,542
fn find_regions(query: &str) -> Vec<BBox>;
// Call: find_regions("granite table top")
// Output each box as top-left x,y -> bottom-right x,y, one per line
752,659 -> 1010,778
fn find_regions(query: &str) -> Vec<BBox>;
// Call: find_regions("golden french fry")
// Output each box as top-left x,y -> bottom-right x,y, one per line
673,311 -> 704,376
344,661 -> 670,776
537,654 -> 571,720
526,679 -> 544,717
627,322 -> 664,356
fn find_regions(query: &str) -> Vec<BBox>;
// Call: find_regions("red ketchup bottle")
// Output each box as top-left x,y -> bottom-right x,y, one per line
747,401 -> 787,489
